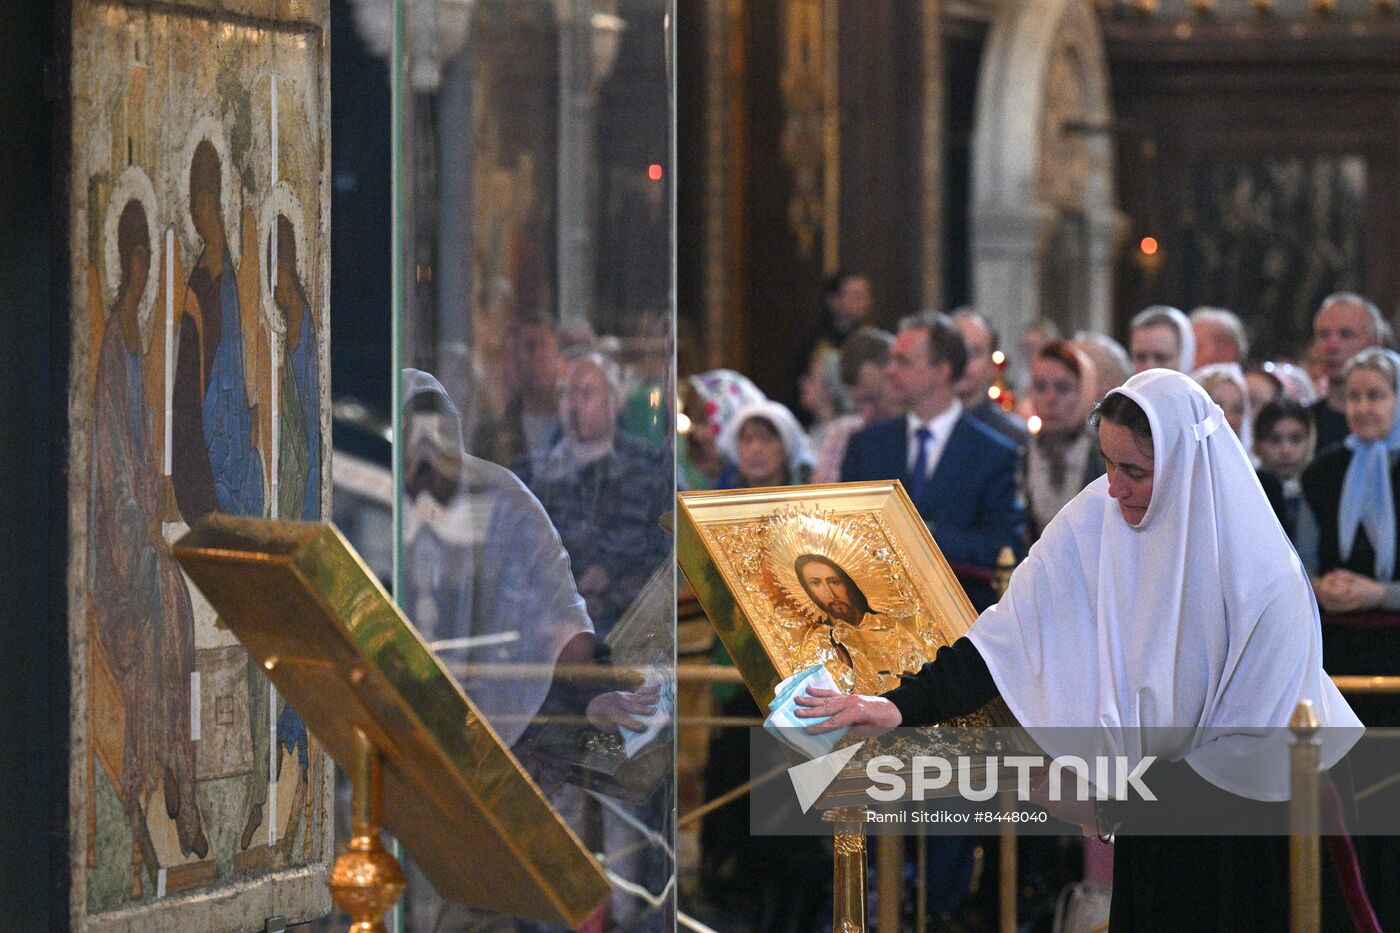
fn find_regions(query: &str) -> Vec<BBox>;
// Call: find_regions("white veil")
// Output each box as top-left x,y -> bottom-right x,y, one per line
968,369 -> 1360,800
401,369 -> 594,747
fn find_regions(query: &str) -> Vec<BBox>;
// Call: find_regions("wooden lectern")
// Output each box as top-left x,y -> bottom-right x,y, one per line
173,515 -> 611,932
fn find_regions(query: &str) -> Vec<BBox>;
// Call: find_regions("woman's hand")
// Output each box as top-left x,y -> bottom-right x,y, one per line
793,687 -> 902,737
1315,569 -> 1386,613
586,682 -> 661,733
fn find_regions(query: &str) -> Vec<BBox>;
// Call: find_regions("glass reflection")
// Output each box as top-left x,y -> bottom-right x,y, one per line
391,0 -> 675,928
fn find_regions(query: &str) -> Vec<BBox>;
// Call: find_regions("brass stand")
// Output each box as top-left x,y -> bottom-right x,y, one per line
330,729 -> 406,933
876,835 -> 901,931
998,790 -> 1018,933
1289,701 -> 1320,933
826,806 -> 869,933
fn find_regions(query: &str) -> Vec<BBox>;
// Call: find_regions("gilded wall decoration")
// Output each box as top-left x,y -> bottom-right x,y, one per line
778,0 -> 836,263
1183,156 -> 1365,359
68,2 -> 331,928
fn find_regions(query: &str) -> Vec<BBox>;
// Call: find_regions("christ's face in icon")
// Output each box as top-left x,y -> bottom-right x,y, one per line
797,556 -> 865,625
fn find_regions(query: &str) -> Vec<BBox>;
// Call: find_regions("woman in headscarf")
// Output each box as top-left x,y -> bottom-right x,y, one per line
1299,348 -> 1400,692
1193,362 -> 1254,457
717,398 -> 816,489
802,369 -> 1364,930
704,395 -> 829,927
1128,305 -> 1196,374
1024,340 -> 1103,542
1298,346 -> 1400,928
679,369 -> 765,491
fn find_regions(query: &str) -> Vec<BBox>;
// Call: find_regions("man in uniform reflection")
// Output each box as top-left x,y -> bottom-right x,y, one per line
794,554 -> 923,692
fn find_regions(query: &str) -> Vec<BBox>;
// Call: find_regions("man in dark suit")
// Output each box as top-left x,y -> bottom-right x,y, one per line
841,310 -> 1023,610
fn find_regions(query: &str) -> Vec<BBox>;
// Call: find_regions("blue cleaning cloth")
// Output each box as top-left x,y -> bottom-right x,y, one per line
763,664 -> 851,759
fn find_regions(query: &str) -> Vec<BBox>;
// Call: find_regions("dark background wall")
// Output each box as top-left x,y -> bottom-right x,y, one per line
1110,25 -> 1400,355
329,0 -> 392,461
0,0 -> 63,927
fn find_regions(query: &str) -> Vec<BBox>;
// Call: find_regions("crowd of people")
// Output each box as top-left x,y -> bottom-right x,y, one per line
682,276 -> 1400,929
682,279 -> 1400,638
388,276 -> 1400,929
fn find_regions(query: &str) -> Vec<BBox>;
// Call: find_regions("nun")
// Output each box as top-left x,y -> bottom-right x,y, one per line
800,369 -> 1363,929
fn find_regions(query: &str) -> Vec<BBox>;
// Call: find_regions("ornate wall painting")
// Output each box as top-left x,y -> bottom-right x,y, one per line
1182,155 -> 1365,360
676,481 -> 1013,729
69,2 -> 331,929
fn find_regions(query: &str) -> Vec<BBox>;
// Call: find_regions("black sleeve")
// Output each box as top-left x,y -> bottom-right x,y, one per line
881,636 -> 999,727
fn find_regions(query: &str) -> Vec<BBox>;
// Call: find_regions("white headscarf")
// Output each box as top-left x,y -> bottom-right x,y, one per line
1192,362 -> 1254,456
1131,305 -> 1196,373
401,369 -> 594,747
718,399 -> 816,476
688,369 -> 766,434
968,369 -> 1360,801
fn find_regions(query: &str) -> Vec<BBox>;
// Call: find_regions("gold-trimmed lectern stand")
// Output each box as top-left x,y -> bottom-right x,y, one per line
173,515 -> 611,932
329,729 -> 404,933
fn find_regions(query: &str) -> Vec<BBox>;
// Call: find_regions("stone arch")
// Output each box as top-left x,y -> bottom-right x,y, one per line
970,0 -> 1123,377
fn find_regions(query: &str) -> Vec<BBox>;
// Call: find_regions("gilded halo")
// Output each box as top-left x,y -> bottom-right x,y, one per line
762,507 -> 913,625
177,114 -> 243,267
102,165 -> 161,349
257,181 -> 310,338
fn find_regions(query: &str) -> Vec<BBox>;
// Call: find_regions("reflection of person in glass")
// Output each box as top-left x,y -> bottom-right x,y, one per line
401,369 -> 660,931
794,553 -> 922,692
516,348 -> 671,638
400,368 -> 656,747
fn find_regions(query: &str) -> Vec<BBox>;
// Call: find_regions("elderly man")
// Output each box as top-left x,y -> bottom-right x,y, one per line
1309,292 -> 1388,449
516,347 -> 671,638
841,311 -> 1023,610
953,308 -> 1029,447
1190,306 -> 1249,368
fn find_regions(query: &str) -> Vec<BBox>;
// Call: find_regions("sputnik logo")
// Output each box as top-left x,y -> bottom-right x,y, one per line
787,741 -> 867,813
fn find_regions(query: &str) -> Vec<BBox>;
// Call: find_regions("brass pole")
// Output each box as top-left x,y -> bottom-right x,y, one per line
916,834 -> 928,933
330,729 -> 406,933
827,806 -> 869,933
1290,701 -> 1321,933
999,790 -> 1018,933
1331,675 -> 1400,694
876,835 -> 901,932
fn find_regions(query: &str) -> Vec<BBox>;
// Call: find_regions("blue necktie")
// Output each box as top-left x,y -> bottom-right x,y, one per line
909,426 -> 932,503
